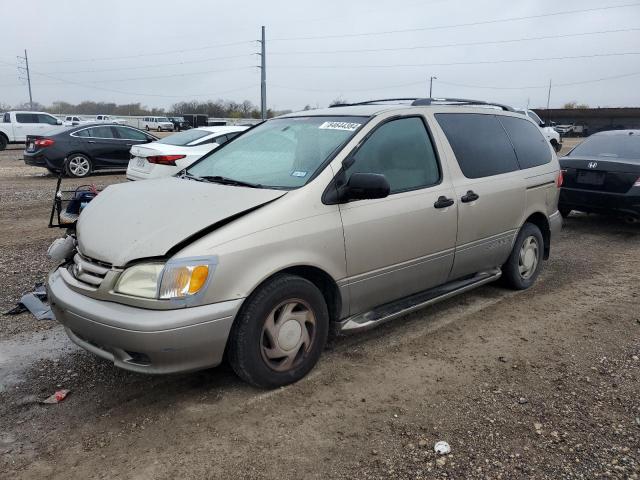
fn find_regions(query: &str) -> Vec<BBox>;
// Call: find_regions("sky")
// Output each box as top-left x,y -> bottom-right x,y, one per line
1,0 -> 640,112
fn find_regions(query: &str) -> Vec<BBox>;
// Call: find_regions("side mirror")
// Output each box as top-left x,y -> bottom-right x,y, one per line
342,172 -> 390,201
57,120 -> 62,125
539,121 -> 546,128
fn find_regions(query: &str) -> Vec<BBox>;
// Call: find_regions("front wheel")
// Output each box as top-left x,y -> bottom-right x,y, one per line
502,223 -> 544,290
0,135 -> 7,151
228,274 -> 329,388
66,154 -> 92,178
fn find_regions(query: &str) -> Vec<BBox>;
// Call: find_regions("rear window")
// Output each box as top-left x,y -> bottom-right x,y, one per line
16,113 -> 37,123
499,116 -> 552,169
436,113 -> 519,178
569,134 -> 640,161
157,129 -> 212,146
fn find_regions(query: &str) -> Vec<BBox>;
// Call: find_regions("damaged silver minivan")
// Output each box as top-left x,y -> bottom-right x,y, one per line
48,98 -> 562,388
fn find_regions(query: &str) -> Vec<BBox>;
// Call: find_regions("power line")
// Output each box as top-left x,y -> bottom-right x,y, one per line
270,2 -> 640,41
438,71 -> 640,90
269,27 -> 640,55
30,65 -> 255,84
39,53 -> 254,75
271,71 -> 640,95
269,51 -> 640,69
34,40 -> 256,65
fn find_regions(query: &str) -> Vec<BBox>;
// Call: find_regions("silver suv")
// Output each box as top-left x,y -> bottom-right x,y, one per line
47,98 -> 562,388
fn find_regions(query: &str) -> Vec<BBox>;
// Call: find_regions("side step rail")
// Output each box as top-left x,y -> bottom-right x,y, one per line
336,268 -> 502,334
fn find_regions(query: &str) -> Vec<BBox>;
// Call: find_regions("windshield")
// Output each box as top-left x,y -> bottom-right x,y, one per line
569,133 -> 640,160
156,129 -> 212,146
157,117 -> 170,122
527,110 -> 543,125
187,116 -> 366,189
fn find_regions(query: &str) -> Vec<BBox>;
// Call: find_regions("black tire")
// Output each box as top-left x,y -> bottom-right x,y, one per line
502,222 -> 544,290
145,125 -> 149,131
228,274 -> 329,388
0,134 -> 7,151
65,154 -> 93,178
559,207 -> 572,218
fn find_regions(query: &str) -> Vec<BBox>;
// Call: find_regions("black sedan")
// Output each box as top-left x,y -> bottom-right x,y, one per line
24,123 -> 158,178
559,130 -> 640,222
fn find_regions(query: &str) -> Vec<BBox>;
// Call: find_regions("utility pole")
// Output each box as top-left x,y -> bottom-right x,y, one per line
429,76 -> 437,98
17,49 -> 34,110
546,79 -> 552,124
259,26 -> 267,121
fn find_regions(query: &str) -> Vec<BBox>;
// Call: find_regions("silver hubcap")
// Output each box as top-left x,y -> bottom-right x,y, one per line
518,236 -> 539,279
68,156 -> 90,177
261,300 -> 316,372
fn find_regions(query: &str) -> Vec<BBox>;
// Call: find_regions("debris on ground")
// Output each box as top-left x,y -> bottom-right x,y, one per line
434,441 -> 451,455
2,283 -> 55,320
42,389 -> 70,404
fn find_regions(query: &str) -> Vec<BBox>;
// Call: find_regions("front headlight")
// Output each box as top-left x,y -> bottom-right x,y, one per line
114,260 -> 212,300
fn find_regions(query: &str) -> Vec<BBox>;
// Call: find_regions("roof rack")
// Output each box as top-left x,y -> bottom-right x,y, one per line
330,97 -> 514,112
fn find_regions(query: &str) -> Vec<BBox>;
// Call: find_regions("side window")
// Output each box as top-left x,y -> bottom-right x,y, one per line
88,126 -> 116,138
436,113 -> 519,179
115,126 -> 147,141
4,113 -> 10,123
74,129 -> 90,137
37,114 -> 58,125
16,113 -> 36,123
347,116 -> 440,194
499,116 -> 552,169
227,132 -> 241,141
214,134 -> 228,145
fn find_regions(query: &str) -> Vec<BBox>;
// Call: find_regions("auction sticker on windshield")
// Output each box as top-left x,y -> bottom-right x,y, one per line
318,121 -> 361,131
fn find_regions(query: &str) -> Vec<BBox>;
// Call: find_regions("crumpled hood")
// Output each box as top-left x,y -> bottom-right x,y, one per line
77,177 -> 285,266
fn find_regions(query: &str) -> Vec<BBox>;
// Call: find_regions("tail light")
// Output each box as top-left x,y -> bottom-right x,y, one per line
556,170 -> 564,188
35,138 -> 55,148
146,154 -> 186,166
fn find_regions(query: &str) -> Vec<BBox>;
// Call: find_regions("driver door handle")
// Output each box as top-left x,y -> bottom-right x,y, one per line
87,140 -> 96,144
434,196 -> 455,209
461,190 -> 479,203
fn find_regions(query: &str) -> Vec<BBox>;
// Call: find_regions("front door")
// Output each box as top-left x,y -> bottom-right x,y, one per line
435,113 -> 526,280
113,126 -> 151,163
338,116 -> 458,316
82,126 -> 127,168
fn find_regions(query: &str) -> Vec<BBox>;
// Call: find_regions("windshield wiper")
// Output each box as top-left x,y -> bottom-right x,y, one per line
199,175 -> 263,188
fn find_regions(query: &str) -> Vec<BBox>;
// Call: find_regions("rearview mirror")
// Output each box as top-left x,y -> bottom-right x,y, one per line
342,172 -> 390,201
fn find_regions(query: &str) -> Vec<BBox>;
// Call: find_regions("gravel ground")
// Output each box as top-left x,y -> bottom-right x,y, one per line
1,140 -> 639,479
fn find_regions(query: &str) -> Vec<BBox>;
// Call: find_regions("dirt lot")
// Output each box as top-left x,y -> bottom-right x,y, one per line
1,140 -> 639,479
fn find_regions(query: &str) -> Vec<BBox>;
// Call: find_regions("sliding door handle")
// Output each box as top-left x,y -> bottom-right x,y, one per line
434,196 -> 454,209
461,190 -> 479,203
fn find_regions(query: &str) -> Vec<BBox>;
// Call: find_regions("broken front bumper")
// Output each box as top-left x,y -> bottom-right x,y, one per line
47,267 -> 242,374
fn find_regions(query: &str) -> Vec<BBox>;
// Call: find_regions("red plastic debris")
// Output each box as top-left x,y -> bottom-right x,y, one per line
42,389 -> 70,404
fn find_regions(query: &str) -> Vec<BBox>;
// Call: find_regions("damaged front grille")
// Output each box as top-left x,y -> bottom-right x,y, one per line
69,253 -> 111,287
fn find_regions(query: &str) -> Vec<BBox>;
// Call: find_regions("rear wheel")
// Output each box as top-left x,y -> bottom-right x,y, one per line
502,223 -> 544,290
0,134 -> 7,151
66,154 -> 92,178
228,274 -> 329,388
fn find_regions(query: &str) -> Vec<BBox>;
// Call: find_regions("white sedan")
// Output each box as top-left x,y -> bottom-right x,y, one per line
126,126 -> 248,181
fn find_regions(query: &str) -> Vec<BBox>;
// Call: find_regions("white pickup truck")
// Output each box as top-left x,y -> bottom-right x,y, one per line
0,111 -> 62,150
95,114 -> 125,125
515,108 -> 562,152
